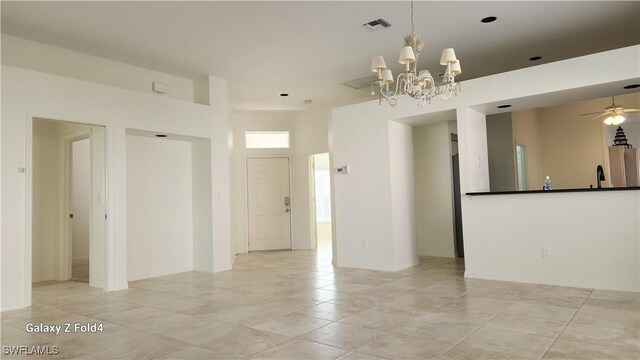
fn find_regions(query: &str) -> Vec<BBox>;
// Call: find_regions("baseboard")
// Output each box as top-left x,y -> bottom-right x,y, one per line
32,273 -> 54,283
418,251 -> 456,258
127,264 -> 193,282
2,302 -> 29,312
104,281 -> 129,292
465,271 -> 639,292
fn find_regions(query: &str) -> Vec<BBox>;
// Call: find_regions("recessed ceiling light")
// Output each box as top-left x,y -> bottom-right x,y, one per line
155,134 -> 167,138
280,93 -> 289,97
623,84 -> 640,89
497,104 -> 512,109
529,56 -> 542,61
481,16 -> 497,23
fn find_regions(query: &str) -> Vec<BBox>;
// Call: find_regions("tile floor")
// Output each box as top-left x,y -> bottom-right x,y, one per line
1,245 -> 638,359
71,258 -> 90,284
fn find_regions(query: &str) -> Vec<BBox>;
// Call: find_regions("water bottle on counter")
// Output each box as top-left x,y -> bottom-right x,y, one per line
543,176 -> 552,190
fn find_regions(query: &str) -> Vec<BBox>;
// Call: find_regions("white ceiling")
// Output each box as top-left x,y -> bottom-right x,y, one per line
2,1 -> 639,111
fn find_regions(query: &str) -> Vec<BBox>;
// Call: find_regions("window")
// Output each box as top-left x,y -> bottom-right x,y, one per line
245,131 -> 290,149
314,169 -> 331,222
516,144 -> 528,191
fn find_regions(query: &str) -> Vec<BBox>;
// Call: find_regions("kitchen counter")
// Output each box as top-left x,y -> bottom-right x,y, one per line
467,186 -> 640,196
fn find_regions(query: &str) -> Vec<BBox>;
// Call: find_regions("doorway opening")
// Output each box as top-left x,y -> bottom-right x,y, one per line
246,157 -> 292,251
451,133 -> 464,257
412,120 -> 461,259
310,153 -> 332,256
31,118 -> 106,292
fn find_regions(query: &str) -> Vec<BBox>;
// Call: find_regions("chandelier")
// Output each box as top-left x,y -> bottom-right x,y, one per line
370,1 -> 462,106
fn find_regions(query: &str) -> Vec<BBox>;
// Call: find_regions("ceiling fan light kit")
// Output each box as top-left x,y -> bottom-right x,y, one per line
603,114 -> 625,126
579,96 -> 640,125
370,1 -> 462,107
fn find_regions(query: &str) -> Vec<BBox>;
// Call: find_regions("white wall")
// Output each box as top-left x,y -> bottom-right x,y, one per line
1,35 -> 199,103
413,121 -> 456,258
1,63 -> 231,311
457,107 -> 490,194
293,108 -> 330,250
72,138 -> 91,259
388,122 -> 419,269
192,139 -> 214,272
330,45 -> 640,289
463,191 -> 639,291
331,107 -> 395,270
126,135 -> 193,281
207,76 -> 233,273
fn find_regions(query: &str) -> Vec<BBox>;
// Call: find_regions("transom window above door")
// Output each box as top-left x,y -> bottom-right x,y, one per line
245,131 -> 290,149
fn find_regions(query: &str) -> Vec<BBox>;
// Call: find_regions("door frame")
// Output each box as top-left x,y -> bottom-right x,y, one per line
62,131 -> 91,281
26,116 -> 108,306
309,155 -> 318,250
245,156 -> 293,251
309,152 -> 332,251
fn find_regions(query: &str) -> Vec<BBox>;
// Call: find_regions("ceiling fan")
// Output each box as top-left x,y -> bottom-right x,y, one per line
579,96 -> 640,125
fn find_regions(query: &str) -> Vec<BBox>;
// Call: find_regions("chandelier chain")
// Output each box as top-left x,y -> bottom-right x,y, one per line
410,1 -> 415,34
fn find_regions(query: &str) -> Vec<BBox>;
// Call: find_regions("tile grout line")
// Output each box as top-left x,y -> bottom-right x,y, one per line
538,288 -> 594,359
436,283 -> 542,359
241,318 -> 341,358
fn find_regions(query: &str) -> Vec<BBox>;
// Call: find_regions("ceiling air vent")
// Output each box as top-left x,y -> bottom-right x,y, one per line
362,18 -> 391,32
342,75 -> 378,90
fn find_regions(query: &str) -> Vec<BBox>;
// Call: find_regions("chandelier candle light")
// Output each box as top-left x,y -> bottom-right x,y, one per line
370,1 -> 462,106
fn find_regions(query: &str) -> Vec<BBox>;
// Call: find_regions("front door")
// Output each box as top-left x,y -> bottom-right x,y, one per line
247,157 -> 291,251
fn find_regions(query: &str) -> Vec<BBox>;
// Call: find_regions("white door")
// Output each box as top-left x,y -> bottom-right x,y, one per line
247,158 -> 291,251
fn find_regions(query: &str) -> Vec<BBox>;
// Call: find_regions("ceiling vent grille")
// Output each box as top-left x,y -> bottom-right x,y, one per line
362,18 -> 391,32
342,75 -> 378,90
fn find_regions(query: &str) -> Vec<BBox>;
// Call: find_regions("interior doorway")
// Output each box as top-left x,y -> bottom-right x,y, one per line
31,118 -> 106,290
451,134 -> 464,257
247,157 -> 292,251
310,153 -> 332,254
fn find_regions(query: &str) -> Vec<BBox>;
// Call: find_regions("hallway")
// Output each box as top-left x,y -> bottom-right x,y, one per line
1,248 -> 638,359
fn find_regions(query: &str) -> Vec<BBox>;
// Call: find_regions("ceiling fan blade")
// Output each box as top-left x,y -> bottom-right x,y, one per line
622,109 -> 640,113
578,111 -> 605,116
582,113 -> 608,121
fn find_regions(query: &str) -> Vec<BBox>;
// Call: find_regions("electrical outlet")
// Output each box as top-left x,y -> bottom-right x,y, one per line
542,248 -> 550,259
362,239 -> 369,249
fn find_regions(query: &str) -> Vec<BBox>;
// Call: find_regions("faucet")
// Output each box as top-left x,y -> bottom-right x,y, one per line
596,165 -> 605,189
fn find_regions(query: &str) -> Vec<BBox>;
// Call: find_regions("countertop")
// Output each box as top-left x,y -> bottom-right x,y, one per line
466,186 -> 640,196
